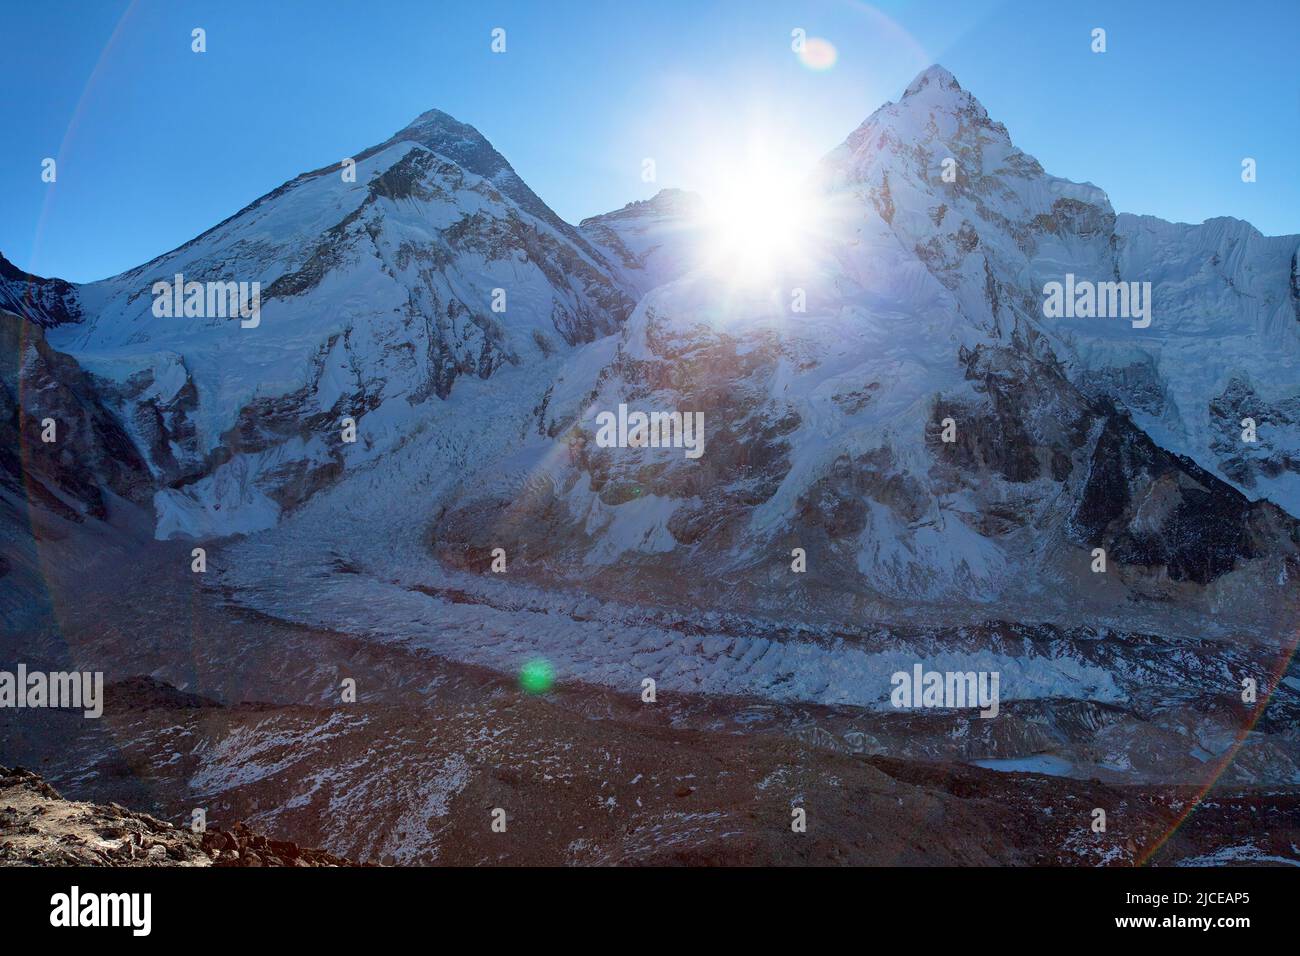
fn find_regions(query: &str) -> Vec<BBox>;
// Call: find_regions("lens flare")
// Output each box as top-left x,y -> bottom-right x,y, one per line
519,658 -> 555,694
797,37 -> 838,71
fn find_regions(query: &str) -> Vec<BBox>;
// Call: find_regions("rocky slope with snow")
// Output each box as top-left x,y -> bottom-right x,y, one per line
35,109 -> 634,539
1,309 -> 152,525
429,66 -> 1300,636
0,254 -> 82,329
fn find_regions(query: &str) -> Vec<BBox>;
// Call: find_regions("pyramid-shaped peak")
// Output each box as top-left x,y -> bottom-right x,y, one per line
393,108 -> 496,158
383,108 -> 520,199
354,106 -> 580,241
399,107 -> 474,136
825,63 -> 1011,182
902,64 -> 963,98
886,63 -> 995,129
840,64 -> 988,148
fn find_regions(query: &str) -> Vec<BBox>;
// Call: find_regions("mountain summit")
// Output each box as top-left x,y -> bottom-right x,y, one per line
23,107 -> 635,537
902,63 -> 963,97
385,108 -> 587,242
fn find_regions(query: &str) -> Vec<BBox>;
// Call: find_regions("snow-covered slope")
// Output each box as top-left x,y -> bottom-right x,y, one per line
579,188 -> 709,297
817,65 -> 1300,515
1092,214 -> 1300,513
426,66 -> 1300,631
42,109 -> 636,537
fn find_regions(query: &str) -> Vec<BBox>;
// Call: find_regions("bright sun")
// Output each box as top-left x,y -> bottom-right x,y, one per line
701,163 -> 816,284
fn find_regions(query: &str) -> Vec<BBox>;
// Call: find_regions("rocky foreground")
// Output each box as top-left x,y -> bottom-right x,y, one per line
0,766 -> 358,867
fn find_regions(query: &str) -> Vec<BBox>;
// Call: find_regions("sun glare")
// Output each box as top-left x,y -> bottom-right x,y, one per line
701,163 -> 817,284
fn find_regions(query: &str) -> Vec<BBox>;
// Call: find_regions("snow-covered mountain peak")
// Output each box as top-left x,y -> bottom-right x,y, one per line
382,108 -> 568,231
831,66 -> 1025,194
395,106 -> 468,135
27,102 -> 637,538
901,63 -> 964,100
810,67 -> 1300,516
390,108 -> 509,174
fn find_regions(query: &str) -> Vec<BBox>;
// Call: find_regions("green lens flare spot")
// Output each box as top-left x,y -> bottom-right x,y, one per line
519,659 -> 555,694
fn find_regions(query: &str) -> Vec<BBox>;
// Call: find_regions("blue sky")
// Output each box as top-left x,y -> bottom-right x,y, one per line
2,0 -> 1296,282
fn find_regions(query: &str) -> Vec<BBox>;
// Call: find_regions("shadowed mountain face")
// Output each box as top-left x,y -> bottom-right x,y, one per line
0,311 -> 151,524
0,254 -> 82,329
3,67 -> 1300,866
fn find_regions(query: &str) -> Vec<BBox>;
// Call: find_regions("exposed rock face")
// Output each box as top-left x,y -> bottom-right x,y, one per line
0,766 -> 358,866
1208,377 -> 1300,489
0,310 -> 151,523
0,254 -> 81,328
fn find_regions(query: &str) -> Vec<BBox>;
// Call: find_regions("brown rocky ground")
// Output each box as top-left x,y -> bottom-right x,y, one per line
0,766 -> 356,866
7,665 -> 1299,866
